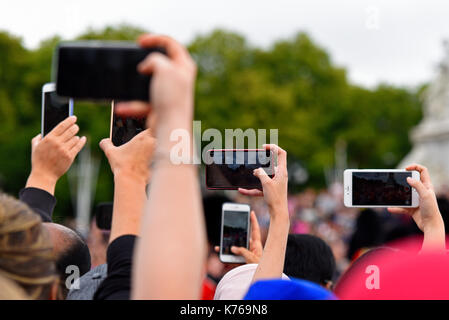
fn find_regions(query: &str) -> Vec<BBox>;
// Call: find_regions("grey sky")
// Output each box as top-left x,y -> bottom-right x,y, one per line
0,0 -> 448,88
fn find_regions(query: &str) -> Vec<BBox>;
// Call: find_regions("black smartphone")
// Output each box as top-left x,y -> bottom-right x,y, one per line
110,101 -> 147,146
41,83 -> 73,136
54,41 -> 166,101
205,149 -> 274,190
95,202 -> 113,230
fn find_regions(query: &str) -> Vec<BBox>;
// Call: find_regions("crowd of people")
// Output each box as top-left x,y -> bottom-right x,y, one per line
1,34 -> 449,300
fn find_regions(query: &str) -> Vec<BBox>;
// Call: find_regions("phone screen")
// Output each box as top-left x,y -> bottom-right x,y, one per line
95,202 -> 113,230
111,111 -> 146,147
206,150 -> 273,189
43,91 -> 71,136
55,43 -> 166,101
221,210 -> 249,256
352,172 -> 412,206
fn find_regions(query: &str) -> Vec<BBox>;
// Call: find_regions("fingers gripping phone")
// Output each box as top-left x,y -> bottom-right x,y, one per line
205,149 -> 274,190
344,169 -> 420,208
220,203 -> 251,264
54,41 -> 166,101
41,83 -> 73,137
110,101 -> 147,146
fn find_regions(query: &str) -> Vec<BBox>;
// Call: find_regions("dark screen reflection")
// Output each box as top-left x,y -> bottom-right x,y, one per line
352,172 -> 412,206
221,210 -> 248,255
206,150 -> 273,189
111,115 -> 146,146
43,92 -> 71,136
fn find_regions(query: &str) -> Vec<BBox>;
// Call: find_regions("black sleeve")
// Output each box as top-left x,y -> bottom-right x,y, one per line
19,187 -> 56,223
93,235 -> 136,300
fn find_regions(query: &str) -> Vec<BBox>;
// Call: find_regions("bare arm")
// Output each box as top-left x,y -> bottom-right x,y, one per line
131,34 -> 207,299
99,129 -> 155,242
239,144 -> 290,282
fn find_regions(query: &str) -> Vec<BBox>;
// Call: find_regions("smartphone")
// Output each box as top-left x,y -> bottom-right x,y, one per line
344,169 -> 420,208
95,202 -> 113,230
41,83 -> 73,136
110,101 -> 147,146
54,41 -> 166,101
205,149 -> 274,190
220,203 -> 251,264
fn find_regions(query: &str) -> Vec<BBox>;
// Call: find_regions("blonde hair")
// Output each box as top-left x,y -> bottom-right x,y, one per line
0,273 -> 29,299
0,193 -> 58,299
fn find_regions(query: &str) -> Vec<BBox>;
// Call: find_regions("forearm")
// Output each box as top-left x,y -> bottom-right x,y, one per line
133,164 -> 207,299
132,119 -> 207,299
252,208 -> 290,283
110,173 -> 147,243
422,216 -> 446,253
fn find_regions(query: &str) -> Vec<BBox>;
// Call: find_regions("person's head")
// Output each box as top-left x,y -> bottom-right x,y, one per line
334,244 -> 449,299
43,222 -> 91,298
0,193 -> 58,299
214,264 -> 289,300
347,209 -> 383,260
284,234 -> 336,289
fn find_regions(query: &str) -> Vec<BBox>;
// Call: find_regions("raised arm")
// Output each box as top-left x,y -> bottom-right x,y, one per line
99,129 -> 155,243
131,34 -> 207,299
22,116 -> 86,221
94,129 -> 155,300
239,144 -> 290,282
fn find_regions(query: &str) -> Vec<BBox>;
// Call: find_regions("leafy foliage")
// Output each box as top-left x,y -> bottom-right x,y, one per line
0,25 -> 422,220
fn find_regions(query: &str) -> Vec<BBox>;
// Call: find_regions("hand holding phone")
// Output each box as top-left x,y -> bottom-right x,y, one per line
344,169 -> 420,207
110,101 -> 147,146
27,116 -> 86,195
220,203 -> 251,264
215,211 -> 263,264
99,128 -> 155,182
206,149 -> 274,190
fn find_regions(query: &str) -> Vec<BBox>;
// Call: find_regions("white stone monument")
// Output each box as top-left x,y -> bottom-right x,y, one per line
399,41 -> 449,189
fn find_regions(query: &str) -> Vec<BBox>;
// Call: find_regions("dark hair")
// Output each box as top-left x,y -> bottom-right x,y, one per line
347,209 -> 383,260
55,230 -> 91,297
284,234 -> 336,286
202,194 -> 231,246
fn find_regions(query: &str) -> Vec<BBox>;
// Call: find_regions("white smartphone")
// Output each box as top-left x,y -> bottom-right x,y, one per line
344,169 -> 420,208
220,202 -> 251,264
109,101 -> 147,146
41,83 -> 73,136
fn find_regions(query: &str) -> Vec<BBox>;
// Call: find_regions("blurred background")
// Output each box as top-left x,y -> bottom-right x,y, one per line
1,0 -> 448,272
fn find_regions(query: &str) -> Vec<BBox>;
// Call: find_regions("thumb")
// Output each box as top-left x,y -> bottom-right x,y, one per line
253,168 -> 271,186
231,246 -> 254,262
99,138 -> 114,154
31,134 -> 42,149
406,177 -> 426,196
137,52 -> 171,75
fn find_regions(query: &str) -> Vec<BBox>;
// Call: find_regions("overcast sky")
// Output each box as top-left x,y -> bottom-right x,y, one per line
1,0 -> 448,88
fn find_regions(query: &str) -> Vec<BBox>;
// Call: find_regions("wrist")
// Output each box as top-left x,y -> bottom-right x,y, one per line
26,171 -> 58,195
423,214 -> 445,234
114,169 -> 148,186
270,206 -> 290,226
